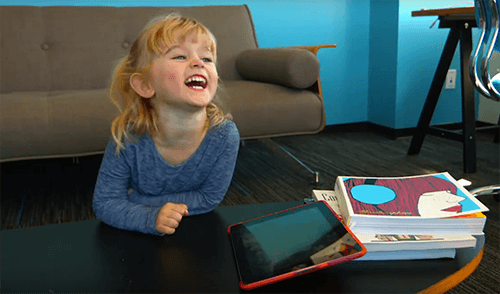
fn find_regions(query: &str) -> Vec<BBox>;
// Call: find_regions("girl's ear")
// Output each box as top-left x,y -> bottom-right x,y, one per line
130,73 -> 155,98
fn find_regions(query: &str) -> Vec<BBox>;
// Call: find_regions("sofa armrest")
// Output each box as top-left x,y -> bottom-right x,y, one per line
286,45 -> 337,97
235,48 -> 320,89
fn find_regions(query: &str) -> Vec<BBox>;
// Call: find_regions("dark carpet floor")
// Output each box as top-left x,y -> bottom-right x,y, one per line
1,127 -> 499,293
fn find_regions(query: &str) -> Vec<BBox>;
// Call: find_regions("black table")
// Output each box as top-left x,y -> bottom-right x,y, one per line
1,201 -> 485,293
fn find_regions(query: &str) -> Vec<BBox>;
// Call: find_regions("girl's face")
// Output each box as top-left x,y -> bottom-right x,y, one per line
148,32 -> 218,111
417,190 -> 465,218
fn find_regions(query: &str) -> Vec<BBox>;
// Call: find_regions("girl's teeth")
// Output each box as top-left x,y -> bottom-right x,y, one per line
185,76 -> 207,83
185,76 -> 207,89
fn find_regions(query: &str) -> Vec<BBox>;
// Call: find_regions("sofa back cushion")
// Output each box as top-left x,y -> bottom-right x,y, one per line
0,5 -> 258,93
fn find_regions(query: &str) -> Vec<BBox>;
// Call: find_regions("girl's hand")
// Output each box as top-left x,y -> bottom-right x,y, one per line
155,202 -> 189,235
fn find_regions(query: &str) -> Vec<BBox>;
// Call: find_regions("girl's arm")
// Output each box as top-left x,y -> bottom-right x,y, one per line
93,124 -> 240,235
93,140 -> 163,235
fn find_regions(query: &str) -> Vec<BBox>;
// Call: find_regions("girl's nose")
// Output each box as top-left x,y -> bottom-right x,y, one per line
190,56 -> 204,68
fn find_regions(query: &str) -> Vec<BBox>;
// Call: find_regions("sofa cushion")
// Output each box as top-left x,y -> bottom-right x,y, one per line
221,80 -> 325,139
0,90 -> 117,162
0,5 -> 258,93
235,48 -> 320,89
0,81 -> 325,161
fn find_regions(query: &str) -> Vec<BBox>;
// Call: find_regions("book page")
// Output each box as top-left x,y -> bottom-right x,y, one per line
311,190 -> 344,222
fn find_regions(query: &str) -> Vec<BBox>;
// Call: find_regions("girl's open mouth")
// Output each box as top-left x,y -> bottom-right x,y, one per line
185,75 -> 207,89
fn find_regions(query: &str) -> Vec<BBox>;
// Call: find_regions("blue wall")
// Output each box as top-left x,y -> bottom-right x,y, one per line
367,0 -> 478,130
396,0 -> 479,129
368,0 -> 399,128
0,0 -> 477,129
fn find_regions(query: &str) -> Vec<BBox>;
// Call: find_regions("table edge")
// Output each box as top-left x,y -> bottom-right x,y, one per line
417,247 -> 484,294
412,7 -> 474,17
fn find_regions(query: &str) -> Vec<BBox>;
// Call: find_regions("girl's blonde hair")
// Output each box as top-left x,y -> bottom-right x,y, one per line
109,13 -> 231,155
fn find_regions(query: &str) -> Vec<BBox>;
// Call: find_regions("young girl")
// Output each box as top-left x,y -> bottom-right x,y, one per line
93,14 -> 240,236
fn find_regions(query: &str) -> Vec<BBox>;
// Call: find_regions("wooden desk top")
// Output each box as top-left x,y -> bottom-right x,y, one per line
412,6 -> 475,17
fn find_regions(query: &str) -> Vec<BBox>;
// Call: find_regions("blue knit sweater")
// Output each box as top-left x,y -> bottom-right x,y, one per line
93,121 -> 240,235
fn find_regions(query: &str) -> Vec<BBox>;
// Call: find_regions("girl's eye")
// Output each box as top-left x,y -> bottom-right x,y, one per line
173,56 -> 186,60
202,58 -> 213,62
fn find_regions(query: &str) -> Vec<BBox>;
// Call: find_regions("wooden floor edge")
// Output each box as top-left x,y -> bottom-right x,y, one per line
418,248 -> 484,294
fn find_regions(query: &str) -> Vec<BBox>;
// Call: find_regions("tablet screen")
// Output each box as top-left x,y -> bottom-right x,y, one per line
229,201 -> 364,288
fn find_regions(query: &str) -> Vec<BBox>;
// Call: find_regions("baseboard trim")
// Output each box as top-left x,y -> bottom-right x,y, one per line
322,121 -> 499,140
322,122 -> 415,139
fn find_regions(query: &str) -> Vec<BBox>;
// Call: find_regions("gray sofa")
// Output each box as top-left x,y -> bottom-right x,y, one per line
0,5 -> 331,163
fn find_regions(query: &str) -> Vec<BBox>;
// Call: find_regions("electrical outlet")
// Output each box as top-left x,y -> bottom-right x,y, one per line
445,69 -> 457,89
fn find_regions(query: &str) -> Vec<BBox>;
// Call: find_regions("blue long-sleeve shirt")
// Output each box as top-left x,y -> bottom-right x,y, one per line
93,121 -> 240,235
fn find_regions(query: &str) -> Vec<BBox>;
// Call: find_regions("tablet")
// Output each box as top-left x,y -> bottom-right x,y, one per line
228,201 -> 367,290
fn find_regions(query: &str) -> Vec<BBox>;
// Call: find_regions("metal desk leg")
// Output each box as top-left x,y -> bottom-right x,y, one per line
408,27 -> 460,155
459,24 -> 477,173
495,114 -> 500,143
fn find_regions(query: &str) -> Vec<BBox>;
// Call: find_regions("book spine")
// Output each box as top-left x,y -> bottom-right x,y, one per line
335,177 -> 351,227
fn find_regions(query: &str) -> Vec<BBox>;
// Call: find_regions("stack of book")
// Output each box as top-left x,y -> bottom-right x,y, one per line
312,172 -> 489,261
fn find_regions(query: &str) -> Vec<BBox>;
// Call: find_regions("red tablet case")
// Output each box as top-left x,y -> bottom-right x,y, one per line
228,201 -> 367,290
